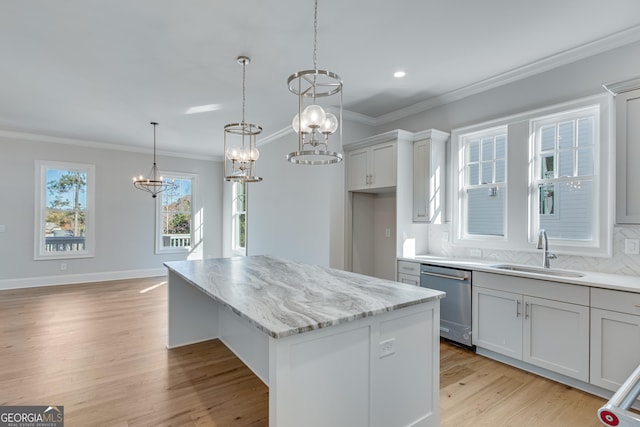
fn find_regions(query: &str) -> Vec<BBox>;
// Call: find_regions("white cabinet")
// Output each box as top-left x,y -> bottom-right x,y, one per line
605,79 -> 640,223
473,286 -> 523,359
522,295 -> 589,381
473,272 -> 590,381
347,142 -> 396,191
590,287 -> 640,392
412,130 -> 448,223
615,88 -> 640,223
397,260 -> 420,286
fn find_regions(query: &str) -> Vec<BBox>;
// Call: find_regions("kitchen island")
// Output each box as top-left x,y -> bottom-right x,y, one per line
164,255 -> 444,427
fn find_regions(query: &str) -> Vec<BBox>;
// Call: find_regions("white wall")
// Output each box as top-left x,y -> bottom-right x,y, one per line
376,41 -> 640,135
0,135 -> 223,289
248,120 -> 374,269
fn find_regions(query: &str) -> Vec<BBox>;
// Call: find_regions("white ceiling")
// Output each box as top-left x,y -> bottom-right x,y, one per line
2,0 -> 640,158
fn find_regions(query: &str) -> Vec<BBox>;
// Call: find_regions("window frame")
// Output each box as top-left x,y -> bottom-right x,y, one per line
529,105 -> 601,249
34,160 -> 95,260
155,171 -> 197,255
450,93 -> 612,257
231,181 -> 247,256
459,126 -> 508,241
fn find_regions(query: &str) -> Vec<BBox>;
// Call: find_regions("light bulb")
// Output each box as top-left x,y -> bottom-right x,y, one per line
302,104 -> 326,128
239,148 -> 249,162
292,113 -> 311,134
226,147 -> 240,161
320,113 -> 338,135
250,147 -> 260,161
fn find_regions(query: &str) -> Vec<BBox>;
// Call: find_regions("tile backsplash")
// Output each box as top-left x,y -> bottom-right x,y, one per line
427,224 -> 640,277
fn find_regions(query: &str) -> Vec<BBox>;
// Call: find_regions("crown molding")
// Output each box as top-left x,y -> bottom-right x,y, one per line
603,76 -> 640,95
258,126 -> 294,146
375,24 -> 640,126
0,129 -> 222,161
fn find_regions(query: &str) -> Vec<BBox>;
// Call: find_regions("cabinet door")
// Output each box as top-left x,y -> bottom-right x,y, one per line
370,142 -> 396,189
590,308 -> 640,392
616,88 -> 640,223
472,286 -> 523,359
413,140 -> 430,222
347,148 -> 369,191
522,296 -> 589,381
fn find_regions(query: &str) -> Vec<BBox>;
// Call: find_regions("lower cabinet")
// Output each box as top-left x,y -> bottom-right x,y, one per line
473,272 -> 590,382
397,260 -> 420,286
590,288 -> 640,392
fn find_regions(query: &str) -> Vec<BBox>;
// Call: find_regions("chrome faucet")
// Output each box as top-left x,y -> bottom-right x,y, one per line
536,229 -> 557,268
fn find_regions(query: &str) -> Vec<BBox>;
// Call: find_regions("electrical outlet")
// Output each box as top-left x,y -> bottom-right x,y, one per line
60,263 -> 67,271
379,338 -> 396,358
0,225 -> 5,233
385,228 -> 391,238
625,239 -> 640,255
470,248 -> 482,258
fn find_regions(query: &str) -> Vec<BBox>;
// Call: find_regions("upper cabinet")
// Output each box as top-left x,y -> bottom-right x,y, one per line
412,130 -> 449,223
347,140 -> 397,191
605,78 -> 640,224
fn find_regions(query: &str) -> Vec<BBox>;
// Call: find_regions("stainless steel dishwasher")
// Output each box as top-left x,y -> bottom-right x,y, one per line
420,264 -> 472,347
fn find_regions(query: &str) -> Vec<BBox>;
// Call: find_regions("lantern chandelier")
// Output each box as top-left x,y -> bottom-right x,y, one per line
133,122 -> 177,198
224,55 -> 263,182
287,0 -> 343,165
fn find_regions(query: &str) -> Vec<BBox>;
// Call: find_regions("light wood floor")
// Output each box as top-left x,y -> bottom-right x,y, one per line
0,277 -> 607,426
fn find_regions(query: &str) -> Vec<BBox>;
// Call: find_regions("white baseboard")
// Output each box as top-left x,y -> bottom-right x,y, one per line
0,268 -> 167,291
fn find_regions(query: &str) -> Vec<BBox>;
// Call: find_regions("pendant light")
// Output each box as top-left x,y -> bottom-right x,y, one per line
133,122 -> 177,198
224,56 -> 263,182
287,0 -> 343,165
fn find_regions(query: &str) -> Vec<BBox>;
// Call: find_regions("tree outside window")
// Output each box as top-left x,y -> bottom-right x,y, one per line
35,161 -> 95,259
157,175 -> 194,253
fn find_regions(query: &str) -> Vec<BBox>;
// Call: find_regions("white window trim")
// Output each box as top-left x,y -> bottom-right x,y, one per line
450,93 -> 613,257
155,171 -> 198,255
458,125 -> 508,242
34,160 -> 95,260
529,105 -> 601,251
231,181 -> 247,257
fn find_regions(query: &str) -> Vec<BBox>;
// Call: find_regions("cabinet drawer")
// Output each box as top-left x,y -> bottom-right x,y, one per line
398,260 -> 420,276
473,271 -> 589,306
398,273 -> 420,286
591,287 -> 640,315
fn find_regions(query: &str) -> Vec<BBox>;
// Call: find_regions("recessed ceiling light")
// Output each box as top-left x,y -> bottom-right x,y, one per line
185,104 -> 222,115
394,71 -> 406,78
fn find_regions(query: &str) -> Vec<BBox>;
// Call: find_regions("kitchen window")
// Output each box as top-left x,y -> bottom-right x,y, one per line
156,173 -> 196,254
35,160 -> 95,260
530,106 -> 599,247
451,94 -> 612,256
459,127 -> 508,239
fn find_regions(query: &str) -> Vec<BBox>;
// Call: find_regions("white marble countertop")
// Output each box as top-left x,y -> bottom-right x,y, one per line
164,255 -> 445,339
399,255 -> 640,293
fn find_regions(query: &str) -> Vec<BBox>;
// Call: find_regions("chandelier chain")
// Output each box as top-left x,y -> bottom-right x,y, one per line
242,60 -> 246,125
152,122 -> 157,167
313,0 -> 318,70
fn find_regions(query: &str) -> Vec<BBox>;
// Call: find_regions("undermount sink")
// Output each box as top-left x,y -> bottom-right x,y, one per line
491,264 -> 585,278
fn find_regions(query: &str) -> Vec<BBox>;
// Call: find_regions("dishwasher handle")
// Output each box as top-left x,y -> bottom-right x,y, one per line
420,271 -> 468,281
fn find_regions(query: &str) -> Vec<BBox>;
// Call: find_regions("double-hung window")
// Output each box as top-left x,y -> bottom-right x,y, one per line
459,127 -> 508,239
156,173 -> 196,254
530,106 -> 599,247
452,94 -> 610,256
232,182 -> 247,255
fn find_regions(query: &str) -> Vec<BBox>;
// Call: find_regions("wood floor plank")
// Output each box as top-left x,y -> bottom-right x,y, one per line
0,277 -> 608,426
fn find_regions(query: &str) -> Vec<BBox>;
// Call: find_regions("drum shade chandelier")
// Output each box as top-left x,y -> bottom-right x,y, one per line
224,56 -> 263,182
133,122 -> 177,198
287,0 -> 343,165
